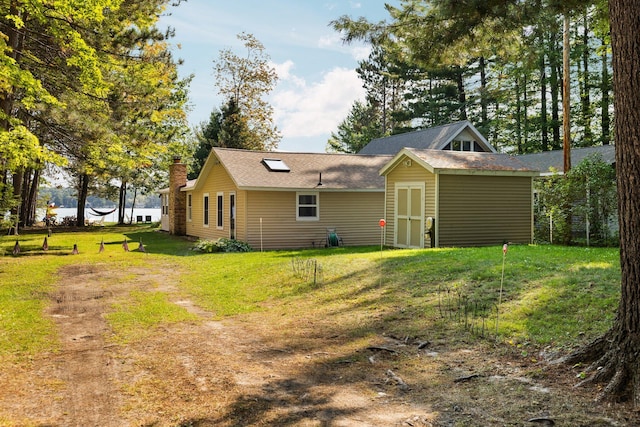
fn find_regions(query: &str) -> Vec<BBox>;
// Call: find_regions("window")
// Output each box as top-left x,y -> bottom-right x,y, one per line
203,194 -> 209,227
187,194 -> 192,222
162,194 -> 169,215
297,192 -> 319,221
262,158 -> 290,172
217,192 -> 224,229
444,140 -> 483,152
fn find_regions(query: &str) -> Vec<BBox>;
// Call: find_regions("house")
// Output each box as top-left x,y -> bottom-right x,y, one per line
161,148 -> 392,250
358,121 -> 496,155
161,121 -> 539,249
517,145 -> 617,243
381,148 -> 538,248
517,145 -> 615,176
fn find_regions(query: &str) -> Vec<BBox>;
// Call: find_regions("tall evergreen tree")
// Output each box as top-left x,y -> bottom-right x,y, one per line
327,100 -> 384,153
337,0 -> 640,403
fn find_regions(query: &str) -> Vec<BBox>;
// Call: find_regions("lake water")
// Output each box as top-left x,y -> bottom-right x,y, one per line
41,207 -> 162,223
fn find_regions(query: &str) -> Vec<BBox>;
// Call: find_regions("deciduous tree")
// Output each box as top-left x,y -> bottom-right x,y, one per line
213,32 -> 280,151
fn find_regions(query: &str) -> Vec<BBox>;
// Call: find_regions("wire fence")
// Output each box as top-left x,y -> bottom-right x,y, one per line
291,257 -> 323,286
437,285 -> 499,340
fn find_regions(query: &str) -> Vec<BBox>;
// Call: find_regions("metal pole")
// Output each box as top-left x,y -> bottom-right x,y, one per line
496,243 -> 508,337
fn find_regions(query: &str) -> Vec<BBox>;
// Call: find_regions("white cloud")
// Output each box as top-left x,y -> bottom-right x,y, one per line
272,67 -> 365,138
318,33 -> 342,49
271,60 -> 305,87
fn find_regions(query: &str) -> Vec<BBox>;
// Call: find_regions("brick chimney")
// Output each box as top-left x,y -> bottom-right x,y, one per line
169,157 -> 187,235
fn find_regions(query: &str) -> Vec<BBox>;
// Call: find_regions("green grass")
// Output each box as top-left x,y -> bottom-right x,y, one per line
106,290 -> 200,343
0,224 -> 194,359
0,226 -> 622,361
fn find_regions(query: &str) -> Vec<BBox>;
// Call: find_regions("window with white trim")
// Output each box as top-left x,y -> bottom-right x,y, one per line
203,194 -> 209,227
162,194 -> 169,215
216,192 -> 224,229
444,139 -> 485,152
296,192 -> 319,221
187,194 -> 192,222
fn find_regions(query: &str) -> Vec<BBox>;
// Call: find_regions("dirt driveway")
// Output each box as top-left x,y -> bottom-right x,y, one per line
0,262 -> 636,426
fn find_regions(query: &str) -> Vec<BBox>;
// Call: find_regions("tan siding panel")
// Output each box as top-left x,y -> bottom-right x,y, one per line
186,163 -> 240,241
384,161 -> 436,247
246,191 -> 384,250
438,175 -> 532,246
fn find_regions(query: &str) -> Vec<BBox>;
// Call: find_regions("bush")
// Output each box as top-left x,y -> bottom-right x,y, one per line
192,238 -> 252,253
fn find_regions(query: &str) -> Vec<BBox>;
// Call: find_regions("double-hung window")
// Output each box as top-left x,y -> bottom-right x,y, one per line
187,194 -> 192,222
203,194 -> 209,227
296,192 -> 319,221
216,192 -> 224,229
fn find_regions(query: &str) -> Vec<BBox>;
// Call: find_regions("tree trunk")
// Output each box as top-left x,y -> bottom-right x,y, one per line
562,14 -> 571,173
515,77 -> 523,153
8,170 -> 23,235
118,181 -> 127,224
601,37 -> 611,146
76,174 -> 89,227
479,56 -> 488,131
24,168 -> 40,226
560,0 -> 640,405
549,31 -> 562,150
129,187 -> 137,225
580,11 -> 592,146
455,67 -> 467,120
540,44 -> 549,152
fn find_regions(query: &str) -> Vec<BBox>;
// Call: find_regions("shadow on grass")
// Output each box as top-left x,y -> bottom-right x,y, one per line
167,245 -> 622,426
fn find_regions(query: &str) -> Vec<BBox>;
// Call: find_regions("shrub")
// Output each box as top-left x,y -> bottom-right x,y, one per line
192,238 -> 252,253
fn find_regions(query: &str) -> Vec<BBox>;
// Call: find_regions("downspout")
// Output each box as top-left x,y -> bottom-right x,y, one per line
383,175 -> 388,246
531,177 -> 535,244
434,173 -> 440,248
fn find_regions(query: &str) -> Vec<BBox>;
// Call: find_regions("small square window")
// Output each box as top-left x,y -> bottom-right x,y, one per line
297,192 -> 319,221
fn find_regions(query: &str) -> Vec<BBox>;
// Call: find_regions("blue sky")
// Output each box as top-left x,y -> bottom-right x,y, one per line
159,1 -> 397,152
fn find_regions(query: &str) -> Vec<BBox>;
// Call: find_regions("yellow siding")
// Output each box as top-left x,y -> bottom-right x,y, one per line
186,163 -> 242,241
183,161 -> 383,249
437,175 -> 533,246
384,161 -> 436,247
246,191 -> 384,250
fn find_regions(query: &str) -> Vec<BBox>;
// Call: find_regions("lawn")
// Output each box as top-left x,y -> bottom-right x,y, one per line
0,225 -> 621,359
0,225 -> 627,425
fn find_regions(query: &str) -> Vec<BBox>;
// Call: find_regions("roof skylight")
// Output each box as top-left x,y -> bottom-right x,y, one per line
262,158 -> 290,172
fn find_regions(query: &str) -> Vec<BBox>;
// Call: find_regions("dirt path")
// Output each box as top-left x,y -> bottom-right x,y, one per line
0,263 -> 434,426
46,266 -> 123,426
0,262 -> 636,426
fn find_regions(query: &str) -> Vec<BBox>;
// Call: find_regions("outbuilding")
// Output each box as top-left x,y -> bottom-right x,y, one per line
381,148 -> 539,248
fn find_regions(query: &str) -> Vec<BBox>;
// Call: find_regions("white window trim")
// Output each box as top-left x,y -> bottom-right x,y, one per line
296,191 -> 319,221
187,194 -> 192,222
203,193 -> 210,228
216,192 -> 224,230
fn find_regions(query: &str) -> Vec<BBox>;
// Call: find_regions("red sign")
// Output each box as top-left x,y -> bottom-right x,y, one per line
379,218 -> 386,227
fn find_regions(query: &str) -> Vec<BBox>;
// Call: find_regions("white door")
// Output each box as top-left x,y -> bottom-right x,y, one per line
395,183 -> 425,248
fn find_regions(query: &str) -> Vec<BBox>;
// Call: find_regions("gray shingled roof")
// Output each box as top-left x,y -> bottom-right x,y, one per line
358,120 -> 494,155
517,145 -> 615,174
387,148 -> 538,175
195,148 -> 393,191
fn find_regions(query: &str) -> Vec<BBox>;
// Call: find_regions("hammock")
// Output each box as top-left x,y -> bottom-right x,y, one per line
89,207 -> 117,216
